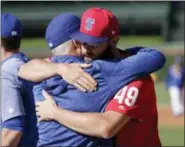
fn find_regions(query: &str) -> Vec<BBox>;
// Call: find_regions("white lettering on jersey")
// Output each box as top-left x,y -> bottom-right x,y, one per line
114,86 -> 139,107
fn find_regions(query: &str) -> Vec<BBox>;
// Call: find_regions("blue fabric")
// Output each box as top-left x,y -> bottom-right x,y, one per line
165,65 -> 184,88
41,76 -> 68,96
3,116 -> 25,132
45,13 -> 80,50
33,47 -> 166,146
70,30 -> 108,43
1,13 -> 23,38
1,53 -> 38,147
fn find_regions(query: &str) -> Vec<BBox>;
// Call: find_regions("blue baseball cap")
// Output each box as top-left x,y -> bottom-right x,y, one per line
1,13 -> 23,38
45,13 -> 80,50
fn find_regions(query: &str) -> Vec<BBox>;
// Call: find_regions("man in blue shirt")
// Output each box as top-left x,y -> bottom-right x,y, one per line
1,13 -> 38,146
19,10 -> 166,146
1,13 -> 95,146
165,56 -> 184,116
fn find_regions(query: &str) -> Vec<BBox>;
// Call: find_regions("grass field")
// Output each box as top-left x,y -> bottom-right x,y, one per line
155,82 -> 184,146
155,82 -> 170,105
21,36 -> 184,146
159,127 -> 184,146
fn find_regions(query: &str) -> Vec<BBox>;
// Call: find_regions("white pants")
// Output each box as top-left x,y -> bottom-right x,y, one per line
169,86 -> 184,116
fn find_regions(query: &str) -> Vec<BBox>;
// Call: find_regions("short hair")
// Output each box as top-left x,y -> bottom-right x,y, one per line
1,37 -> 21,51
51,40 -> 73,56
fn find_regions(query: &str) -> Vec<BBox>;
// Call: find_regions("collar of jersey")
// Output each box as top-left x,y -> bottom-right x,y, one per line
51,55 -> 84,63
1,52 -> 23,66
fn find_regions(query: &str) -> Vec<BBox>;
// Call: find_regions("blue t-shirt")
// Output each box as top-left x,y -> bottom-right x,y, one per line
165,64 -> 184,88
34,47 -> 166,146
1,53 -> 38,146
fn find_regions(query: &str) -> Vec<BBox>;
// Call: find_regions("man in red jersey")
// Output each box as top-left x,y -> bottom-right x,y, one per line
105,76 -> 161,146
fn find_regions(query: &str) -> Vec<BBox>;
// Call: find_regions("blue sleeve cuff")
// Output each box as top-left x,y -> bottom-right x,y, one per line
124,46 -> 144,54
2,116 -> 25,132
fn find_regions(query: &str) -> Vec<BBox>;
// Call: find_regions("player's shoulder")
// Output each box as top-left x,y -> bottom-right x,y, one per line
51,55 -> 84,63
127,75 -> 153,88
33,83 -> 45,101
2,53 -> 27,76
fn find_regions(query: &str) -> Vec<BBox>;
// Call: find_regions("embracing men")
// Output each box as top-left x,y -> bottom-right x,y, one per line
18,8 -> 165,146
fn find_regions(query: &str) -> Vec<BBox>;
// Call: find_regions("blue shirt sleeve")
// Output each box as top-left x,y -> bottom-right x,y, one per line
95,47 -> 166,94
2,116 -> 25,132
123,46 -> 145,55
2,71 -> 25,123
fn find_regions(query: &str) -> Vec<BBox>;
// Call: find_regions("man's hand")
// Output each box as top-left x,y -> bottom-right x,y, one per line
35,91 -> 130,139
57,63 -> 97,92
36,90 -> 57,122
19,59 -> 97,92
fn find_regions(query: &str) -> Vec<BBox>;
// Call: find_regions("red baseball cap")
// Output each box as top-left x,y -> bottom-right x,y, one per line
70,7 -> 120,43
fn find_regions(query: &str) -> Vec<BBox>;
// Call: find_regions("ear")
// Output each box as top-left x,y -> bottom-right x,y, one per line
72,40 -> 83,56
73,40 -> 81,48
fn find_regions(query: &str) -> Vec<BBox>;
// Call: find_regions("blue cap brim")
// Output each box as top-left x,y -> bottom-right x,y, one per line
70,31 -> 109,43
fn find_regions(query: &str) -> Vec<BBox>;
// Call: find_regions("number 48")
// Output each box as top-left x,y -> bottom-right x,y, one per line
114,86 -> 139,107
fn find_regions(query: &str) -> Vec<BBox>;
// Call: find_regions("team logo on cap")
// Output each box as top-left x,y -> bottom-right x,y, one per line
11,31 -> 17,36
49,42 -> 53,48
85,18 -> 95,31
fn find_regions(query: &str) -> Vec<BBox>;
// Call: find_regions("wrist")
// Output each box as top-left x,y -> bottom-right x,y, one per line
53,106 -> 61,120
55,63 -> 68,76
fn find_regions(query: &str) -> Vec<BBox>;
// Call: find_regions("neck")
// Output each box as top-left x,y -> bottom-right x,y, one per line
1,49 -> 19,62
113,48 -> 121,58
99,47 -> 121,60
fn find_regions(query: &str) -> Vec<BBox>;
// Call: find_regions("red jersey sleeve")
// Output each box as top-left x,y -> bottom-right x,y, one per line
105,77 -> 153,120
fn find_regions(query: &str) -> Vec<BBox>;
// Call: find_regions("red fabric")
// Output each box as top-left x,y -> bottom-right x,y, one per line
105,76 -> 161,147
80,7 -> 119,38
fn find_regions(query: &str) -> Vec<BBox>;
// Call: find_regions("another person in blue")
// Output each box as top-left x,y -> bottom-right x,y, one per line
19,10 -> 166,147
1,13 -> 38,146
1,13 -> 95,147
165,56 -> 184,116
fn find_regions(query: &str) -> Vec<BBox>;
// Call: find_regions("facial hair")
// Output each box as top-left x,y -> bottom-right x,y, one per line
97,46 -> 115,60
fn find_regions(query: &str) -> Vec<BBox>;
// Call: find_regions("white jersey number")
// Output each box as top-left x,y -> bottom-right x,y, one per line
114,86 -> 139,107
